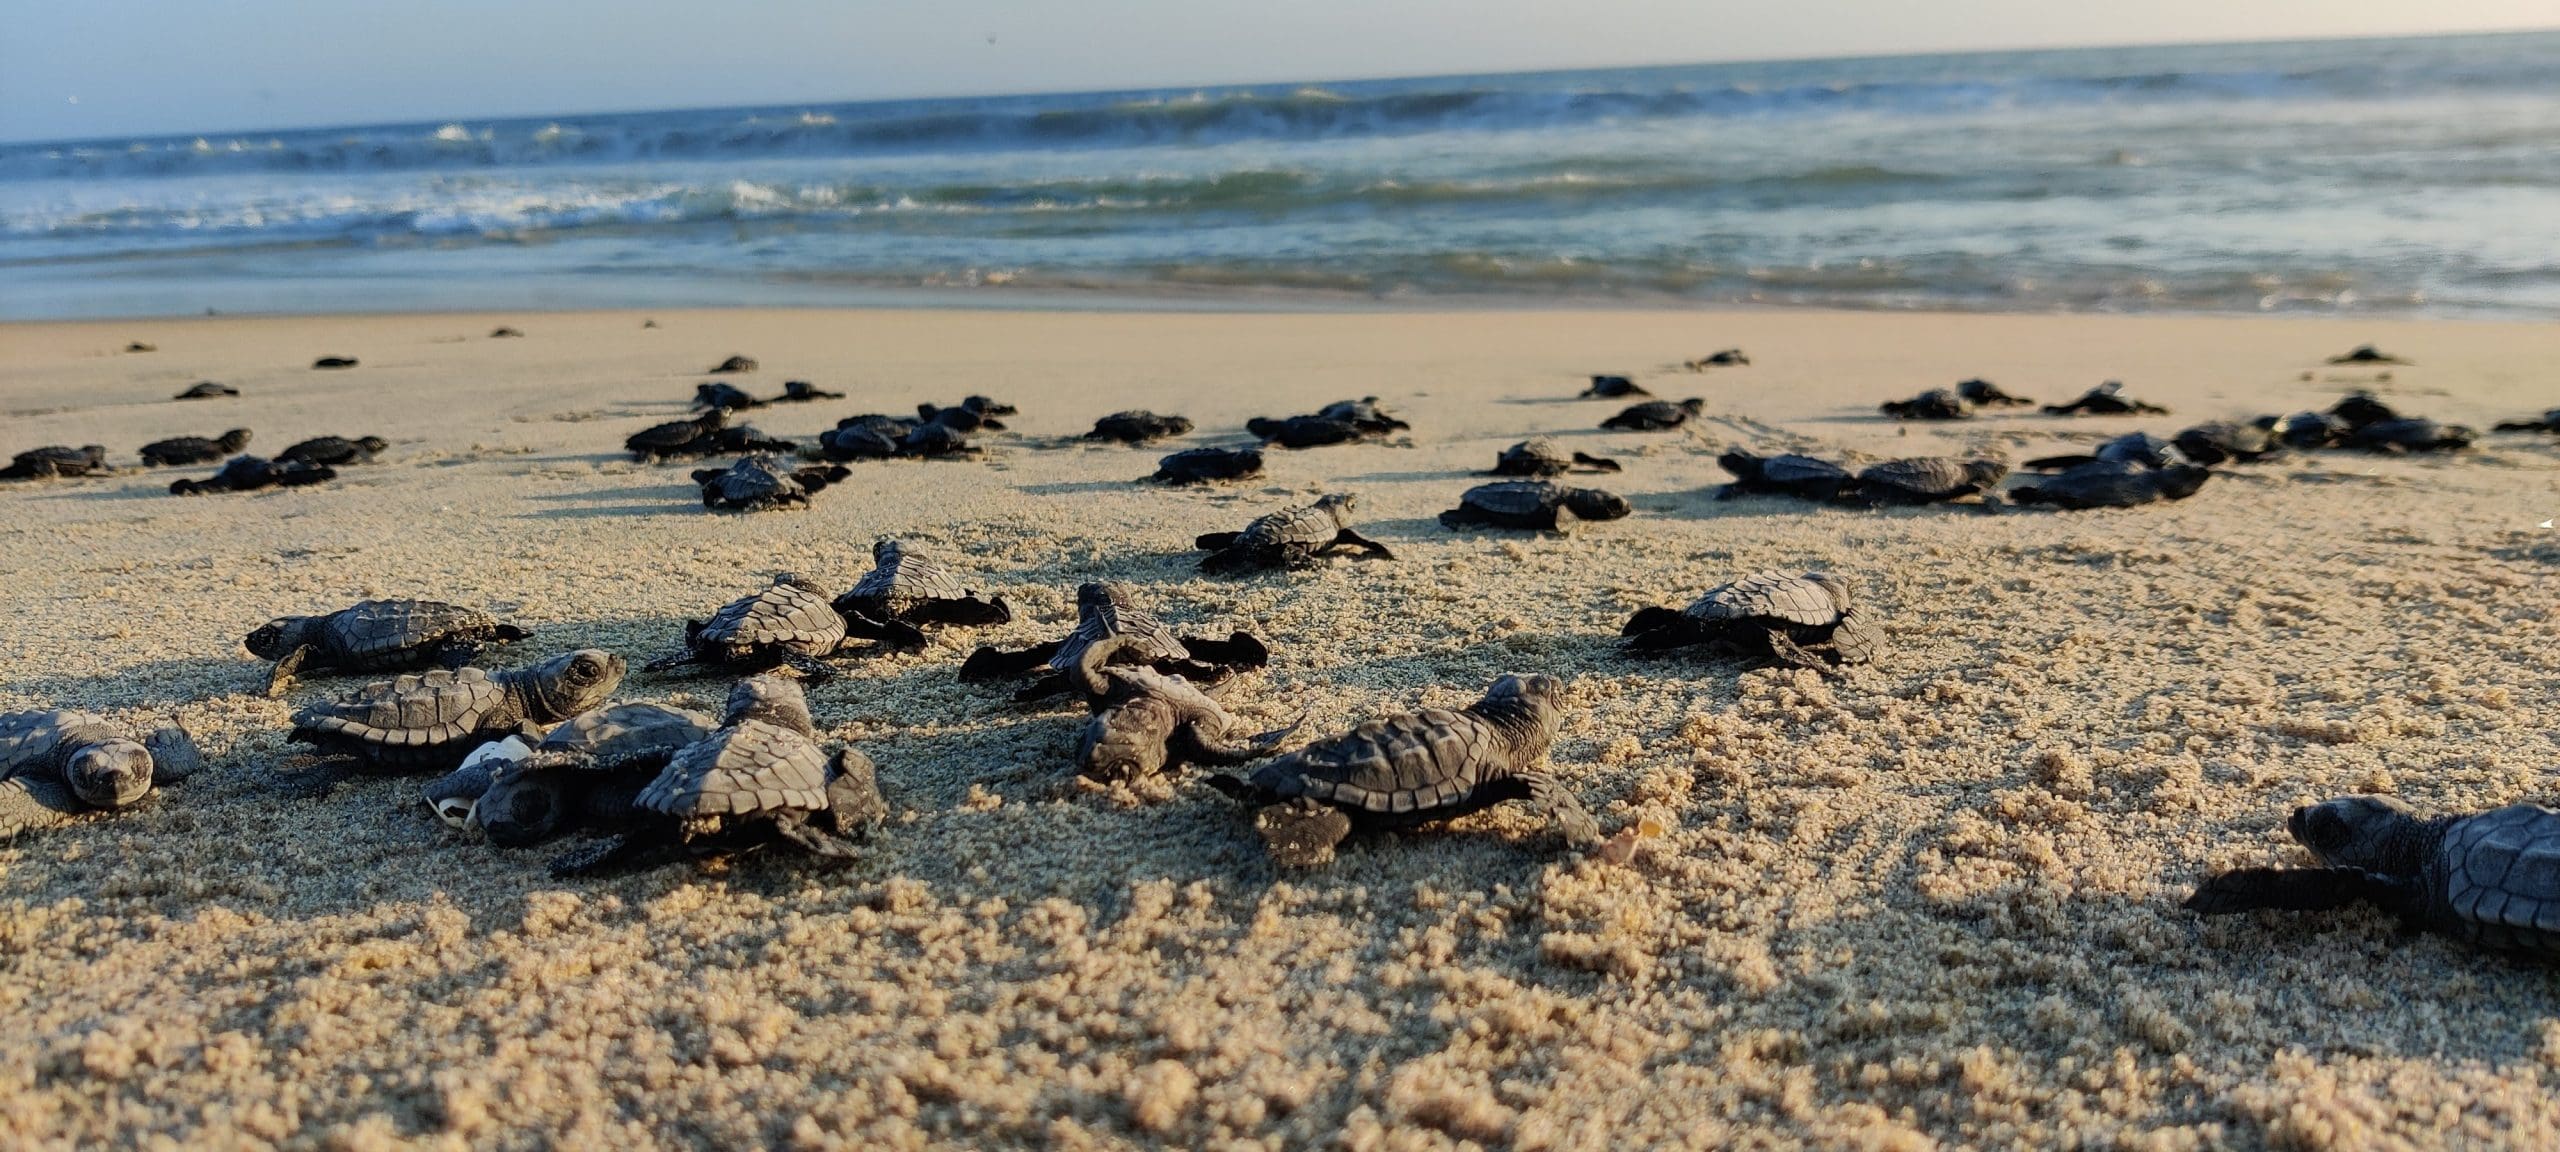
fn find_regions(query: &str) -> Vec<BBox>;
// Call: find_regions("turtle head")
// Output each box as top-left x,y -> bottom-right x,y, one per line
65,739 -> 154,809
1077,695 -> 1177,784
473,756 -> 578,847
724,674 -> 814,736
1476,673 -> 1567,751
1314,492 -> 1358,515
2155,465 -> 2212,501
1077,581 -> 1133,614
218,429 -> 254,452
1561,488 -> 1632,522
356,436 -> 389,454
1678,398 -> 1705,415
2288,796 -> 2426,876
243,616 -> 313,659
1963,459 -> 2011,487
1717,449 -> 1766,481
872,537 -> 904,563
524,649 -> 625,721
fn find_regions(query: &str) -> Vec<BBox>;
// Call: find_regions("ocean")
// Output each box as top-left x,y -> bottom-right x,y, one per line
3,31 -> 2555,320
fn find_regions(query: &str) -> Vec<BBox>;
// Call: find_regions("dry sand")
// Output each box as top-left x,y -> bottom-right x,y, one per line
0,308 -> 2555,1150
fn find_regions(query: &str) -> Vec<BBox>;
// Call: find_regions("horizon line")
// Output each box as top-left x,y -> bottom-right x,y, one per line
6,22 -> 2553,149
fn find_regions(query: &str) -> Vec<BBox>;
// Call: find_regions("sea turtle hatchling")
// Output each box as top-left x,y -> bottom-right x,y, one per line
1086,411 -> 1194,444
2346,418 -> 2474,454
2326,345 -> 2410,366
174,381 -> 239,400
1581,375 -> 1648,398
169,455 -> 335,495
450,703 -> 720,846
1,445 -> 111,481
1203,674 -> 1601,868
2186,796 -> 2559,958
628,411 -> 729,461
1686,349 -> 1750,370
1151,446 -> 1265,485
2012,461 -> 2211,510
2041,382 -> 2168,416
1622,570 -> 1882,670
1195,493 -> 1395,574
549,676 -> 884,876
709,355 -> 759,374
2493,409 -> 2560,434
2024,431 -> 2173,473
277,435 -> 389,467
959,580 -> 1271,701
649,575 -> 855,678
694,455 -> 850,512
0,712 -> 202,837
1956,379 -> 2034,407
693,381 -> 763,411
1485,437 -> 1620,478
2174,422 -> 2281,466
1716,450 -> 1853,502
285,649 -> 626,788
1071,638 -> 1297,784
139,429 -> 253,467
779,380 -> 843,402
1879,389 -> 1971,421
831,538 -> 1014,649
1439,481 -> 1630,532
1847,457 -> 2008,508
1600,398 -> 1704,431
247,598 -> 531,697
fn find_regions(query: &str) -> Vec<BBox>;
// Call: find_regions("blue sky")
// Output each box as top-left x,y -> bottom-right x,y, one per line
2,0 -> 2552,142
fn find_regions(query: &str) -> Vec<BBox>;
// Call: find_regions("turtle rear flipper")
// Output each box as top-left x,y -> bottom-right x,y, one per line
1765,628 -> 1839,675
549,828 -> 680,877
772,811 -> 860,860
144,726 -> 206,784
0,775 -> 86,837
2183,867 -> 2416,916
266,645 -> 315,698
960,640 -> 1061,683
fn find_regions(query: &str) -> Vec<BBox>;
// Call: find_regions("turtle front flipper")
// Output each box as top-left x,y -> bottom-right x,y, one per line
0,775 -> 86,837
268,756 -> 359,800
959,640 -> 1061,683
772,811 -> 860,861
1517,771 -> 1603,848
1331,529 -> 1395,562
2183,867 -> 2415,916
1180,714 -> 1304,766
911,594 -> 1011,628
1764,628 -> 1837,674
781,653 -> 838,683
144,726 -> 206,784
266,645 -> 316,698
550,827 -> 679,877
1254,797 -> 1353,868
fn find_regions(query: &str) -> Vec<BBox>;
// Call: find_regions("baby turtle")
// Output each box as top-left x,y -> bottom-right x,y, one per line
1087,411 -> 1194,444
2,445 -> 111,481
1439,481 -> 1631,532
627,411 -> 728,461
1581,375 -> 1648,398
694,381 -> 762,411
1622,571 -> 1881,670
1600,398 -> 1704,431
2328,392 -> 2401,430
779,380 -> 842,402
1847,457 -> 2007,507
126,341 -> 157,353
175,381 -> 239,400
959,581 -> 1270,702
1247,415 -> 1365,448
2173,421 -> 2281,466
831,538 -> 1013,649
463,703 -> 720,846
1686,349 -> 1750,370
2270,411 -> 2351,449
490,326 -> 523,338
1197,493 -> 1395,574
922,395 -> 1017,421
2494,409 -> 2560,434
1203,674 -> 1600,868
286,649 -> 626,786
139,429 -> 253,467
0,712 -> 201,837
1486,437 -> 1620,478
1071,638 -> 1296,784
1314,397 -> 1408,435
1956,379 -> 2034,407
249,599 -> 531,697
277,435 -> 389,466
898,419 -> 980,458
1715,450 -> 1852,502
694,455 -> 850,512
169,455 -> 334,495
2024,431 -> 2174,472
915,402 -> 1006,433
2011,461 -> 2211,510
819,414 -> 916,460
2326,345 -> 2409,366
2186,796 -> 2558,957
1879,389 -> 1971,421
1151,446 -> 1264,485
650,575 -> 855,678
2346,418 -> 2473,454
2041,382 -> 2168,416
312,356 -> 358,369
550,676 -> 884,876
709,355 -> 759,374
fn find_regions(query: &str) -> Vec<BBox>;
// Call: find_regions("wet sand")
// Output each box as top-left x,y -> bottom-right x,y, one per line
1,308 -> 2556,1149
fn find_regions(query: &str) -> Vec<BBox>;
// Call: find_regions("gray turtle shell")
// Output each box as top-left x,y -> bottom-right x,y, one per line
539,703 -> 718,769
1690,571 -> 1850,628
637,720 -> 832,818
294,668 -> 513,750
1460,481 -> 1562,518
840,540 -> 967,615
2430,805 -> 2560,952
1494,438 -> 1571,475
311,600 -> 508,667
1763,455 -> 1852,484
1238,495 -> 1355,548
1050,583 -> 1187,672
0,711 -> 129,783
1245,706 -> 1535,816
697,579 -> 846,658
1860,457 -> 1996,497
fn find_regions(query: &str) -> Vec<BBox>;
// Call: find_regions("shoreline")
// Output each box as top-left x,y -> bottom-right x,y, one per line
3,307 -> 2555,1148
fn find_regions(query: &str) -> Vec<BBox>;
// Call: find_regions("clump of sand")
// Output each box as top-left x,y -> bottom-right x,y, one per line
0,308 -> 2554,1148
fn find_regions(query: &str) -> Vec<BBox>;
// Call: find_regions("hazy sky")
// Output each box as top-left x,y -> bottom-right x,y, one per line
2,1 -> 2551,142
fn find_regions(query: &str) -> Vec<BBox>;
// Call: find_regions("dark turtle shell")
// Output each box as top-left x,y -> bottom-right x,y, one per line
693,578 -> 847,660
637,720 -> 832,818
1152,446 -> 1263,484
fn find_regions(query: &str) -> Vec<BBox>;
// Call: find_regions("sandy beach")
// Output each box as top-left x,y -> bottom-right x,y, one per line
1,307 -> 2556,1150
